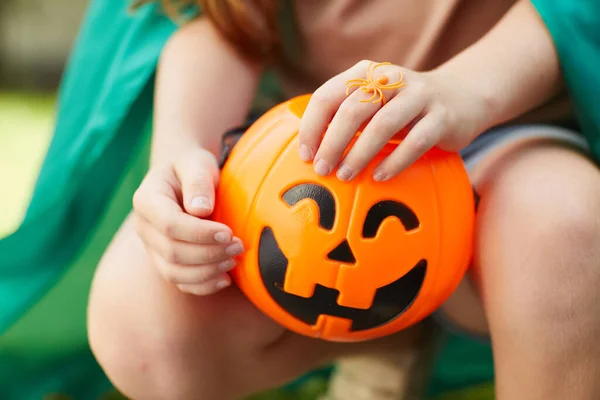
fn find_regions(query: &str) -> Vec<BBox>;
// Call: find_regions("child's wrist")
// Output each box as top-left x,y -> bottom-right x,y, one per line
150,132 -> 219,167
426,66 -> 500,136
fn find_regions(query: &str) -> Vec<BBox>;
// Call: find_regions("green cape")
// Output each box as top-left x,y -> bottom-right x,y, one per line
532,0 -> 600,162
0,2 -> 173,398
0,2 -> 174,335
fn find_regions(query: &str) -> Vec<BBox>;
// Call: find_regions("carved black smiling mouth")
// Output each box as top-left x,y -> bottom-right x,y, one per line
256,183 -> 427,332
258,228 -> 426,331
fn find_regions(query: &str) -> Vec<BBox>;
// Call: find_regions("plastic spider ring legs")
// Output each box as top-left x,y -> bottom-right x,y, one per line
344,61 -> 406,105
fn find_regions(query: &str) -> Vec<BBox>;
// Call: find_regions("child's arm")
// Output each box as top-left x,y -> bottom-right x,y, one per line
132,17 -> 261,295
298,0 -> 562,181
432,0 -> 562,132
151,17 -> 261,165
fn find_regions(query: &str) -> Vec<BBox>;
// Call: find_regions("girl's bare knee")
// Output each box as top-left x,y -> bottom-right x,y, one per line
88,218 -> 243,399
476,145 -> 600,333
471,145 -> 600,398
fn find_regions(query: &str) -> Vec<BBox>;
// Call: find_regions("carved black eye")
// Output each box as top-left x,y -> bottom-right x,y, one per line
282,183 -> 336,230
362,200 -> 419,238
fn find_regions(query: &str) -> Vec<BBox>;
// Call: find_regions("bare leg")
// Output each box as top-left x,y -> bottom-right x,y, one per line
442,139 -> 600,399
88,216 -> 423,400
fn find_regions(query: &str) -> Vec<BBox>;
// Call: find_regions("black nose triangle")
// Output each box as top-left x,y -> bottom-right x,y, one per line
327,239 -> 356,264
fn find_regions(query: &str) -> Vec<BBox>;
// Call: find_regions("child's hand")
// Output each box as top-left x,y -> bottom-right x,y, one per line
298,60 -> 489,181
132,148 -> 244,295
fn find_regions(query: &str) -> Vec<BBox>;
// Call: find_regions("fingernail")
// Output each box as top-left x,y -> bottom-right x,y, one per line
215,279 -> 231,290
225,242 -> 244,257
336,164 -> 353,181
314,159 -> 331,176
177,284 -> 198,295
177,284 -> 190,294
218,259 -> 236,272
373,170 -> 388,182
191,196 -> 212,210
299,144 -> 313,162
214,231 -> 232,243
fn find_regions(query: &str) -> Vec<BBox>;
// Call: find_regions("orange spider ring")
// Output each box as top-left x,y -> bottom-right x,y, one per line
345,61 -> 406,105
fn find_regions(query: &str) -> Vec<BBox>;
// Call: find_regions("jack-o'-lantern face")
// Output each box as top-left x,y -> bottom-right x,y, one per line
258,183 -> 427,332
214,95 -> 474,342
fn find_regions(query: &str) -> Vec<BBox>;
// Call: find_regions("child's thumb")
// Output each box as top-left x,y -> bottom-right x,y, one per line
177,151 -> 219,218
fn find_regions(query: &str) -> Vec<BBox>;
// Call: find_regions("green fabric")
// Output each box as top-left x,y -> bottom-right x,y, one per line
532,0 -> 600,161
0,1 -> 175,335
427,332 -> 494,398
433,382 -> 495,400
0,127 -> 152,398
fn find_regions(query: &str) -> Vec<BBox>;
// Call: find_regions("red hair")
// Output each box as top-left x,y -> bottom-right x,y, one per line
141,0 -> 284,65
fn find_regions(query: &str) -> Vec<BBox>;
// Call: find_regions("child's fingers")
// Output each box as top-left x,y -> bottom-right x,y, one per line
177,274 -> 232,296
133,180 -> 233,244
137,218 -> 243,265
155,257 -> 237,285
337,91 -> 426,180
312,88 -> 381,177
374,113 -> 444,181
298,60 -> 373,161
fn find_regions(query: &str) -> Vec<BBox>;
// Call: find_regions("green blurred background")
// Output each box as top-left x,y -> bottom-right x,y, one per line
0,0 -> 86,236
